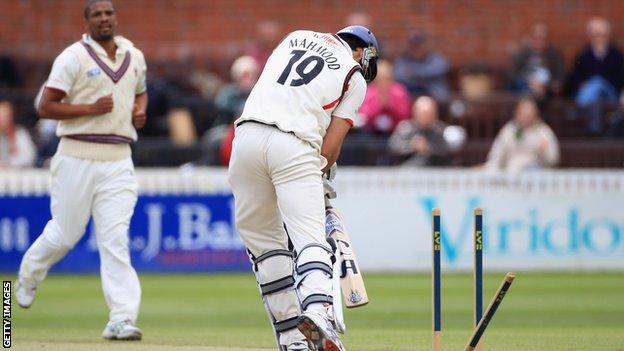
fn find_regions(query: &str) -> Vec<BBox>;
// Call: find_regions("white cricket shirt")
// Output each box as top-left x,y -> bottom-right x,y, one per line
45,34 -> 147,160
236,30 -> 367,151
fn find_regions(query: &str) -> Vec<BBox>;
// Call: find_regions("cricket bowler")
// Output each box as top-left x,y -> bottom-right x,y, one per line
15,0 -> 147,341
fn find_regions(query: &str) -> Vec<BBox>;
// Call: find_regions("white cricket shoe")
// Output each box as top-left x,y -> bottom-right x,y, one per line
297,311 -> 345,351
287,340 -> 311,350
102,320 -> 142,341
15,279 -> 36,308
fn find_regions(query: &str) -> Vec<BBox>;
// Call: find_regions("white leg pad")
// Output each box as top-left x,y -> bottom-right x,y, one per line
254,250 -> 303,341
295,244 -> 334,312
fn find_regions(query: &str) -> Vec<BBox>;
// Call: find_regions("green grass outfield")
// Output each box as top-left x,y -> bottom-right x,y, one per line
5,272 -> 624,350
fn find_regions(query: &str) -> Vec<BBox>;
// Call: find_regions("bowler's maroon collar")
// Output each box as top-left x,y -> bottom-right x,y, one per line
81,41 -> 131,83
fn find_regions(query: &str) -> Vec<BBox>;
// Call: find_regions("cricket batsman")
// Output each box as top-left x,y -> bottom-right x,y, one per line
228,26 -> 379,350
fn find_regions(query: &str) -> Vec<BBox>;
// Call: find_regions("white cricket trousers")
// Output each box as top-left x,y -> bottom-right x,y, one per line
18,153 -> 141,323
228,122 -> 333,342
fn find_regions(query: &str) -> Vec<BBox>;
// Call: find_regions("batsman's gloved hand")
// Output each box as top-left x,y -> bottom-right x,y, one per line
324,162 -> 337,181
323,178 -> 337,199
323,163 -> 338,199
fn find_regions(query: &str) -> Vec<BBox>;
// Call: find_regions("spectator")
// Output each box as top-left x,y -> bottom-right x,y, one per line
484,97 -> 560,173
389,96 -> 452,166
33,83 -> 59,166
200,56 -> 259,166
394,30 -> 450,101
345,11 -> 372,28
246,20 -> 282,69
359,60 -> 411,134
139,76 -> 171,137
0,100 -> 36,168
0,55 -> 22,88
36,118 -> 59,167
343,12 -> 393,60
160,63 -> 219,138
567,17 -> 624,133
510,23 -> 565,104
214,56 -> 260,128
606,93 -> 624,138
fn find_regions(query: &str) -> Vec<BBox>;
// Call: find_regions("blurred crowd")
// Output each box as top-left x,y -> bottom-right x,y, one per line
1,14 -> 624,172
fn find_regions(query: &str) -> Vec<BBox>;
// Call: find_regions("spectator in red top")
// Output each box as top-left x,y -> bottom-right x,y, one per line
359,60 -> 411,134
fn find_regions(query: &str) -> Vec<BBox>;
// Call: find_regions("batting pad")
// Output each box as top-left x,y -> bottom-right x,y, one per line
255,251 -> 301,333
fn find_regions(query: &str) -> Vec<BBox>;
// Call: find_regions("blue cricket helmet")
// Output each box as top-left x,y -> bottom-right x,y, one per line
336,25 -> 380,82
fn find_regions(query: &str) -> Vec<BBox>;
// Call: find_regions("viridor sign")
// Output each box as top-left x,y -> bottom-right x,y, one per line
419,197 -> 622,260
336,193 -> 624,271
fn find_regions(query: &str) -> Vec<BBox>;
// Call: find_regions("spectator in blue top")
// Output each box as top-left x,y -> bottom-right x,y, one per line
567,17 -> 624,133
394,30 -> 450,102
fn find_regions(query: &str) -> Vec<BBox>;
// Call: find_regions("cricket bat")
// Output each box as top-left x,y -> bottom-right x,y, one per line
325,203 -> 369,308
